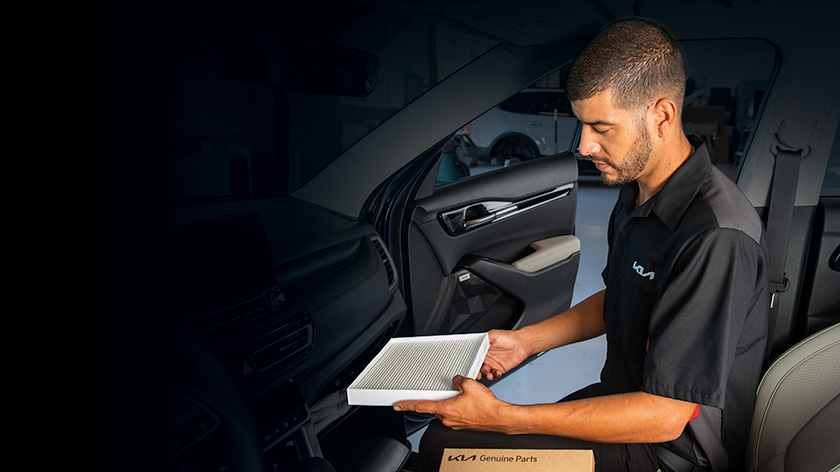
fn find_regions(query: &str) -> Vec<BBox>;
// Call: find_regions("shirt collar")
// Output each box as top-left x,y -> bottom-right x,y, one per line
619,135 -> 712,230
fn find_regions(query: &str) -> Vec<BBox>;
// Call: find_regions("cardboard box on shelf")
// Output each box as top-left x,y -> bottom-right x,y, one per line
714,134 -> 730,164
683,106 -> 730,163
683,106 -> 726,134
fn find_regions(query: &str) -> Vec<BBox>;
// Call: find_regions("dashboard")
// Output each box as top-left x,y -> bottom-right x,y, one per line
164,197 -> 407,471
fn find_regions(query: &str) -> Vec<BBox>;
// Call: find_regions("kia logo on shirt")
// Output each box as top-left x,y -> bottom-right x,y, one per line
633,261 -> 655,280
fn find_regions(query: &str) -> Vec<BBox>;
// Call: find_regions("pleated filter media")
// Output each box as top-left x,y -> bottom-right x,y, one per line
347,333 -> 490,406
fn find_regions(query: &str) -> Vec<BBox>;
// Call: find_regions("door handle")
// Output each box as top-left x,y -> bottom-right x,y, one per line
440,201 -> 511,234
438,184 -> 573,235
463,203 -> 519,230
464,211 -> 496,229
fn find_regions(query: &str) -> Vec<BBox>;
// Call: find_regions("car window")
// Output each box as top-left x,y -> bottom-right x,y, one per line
436,83 -> 579,186
679,39 -> 777,181
530,92 -> 572,116
497,91 -> 572,116
821,121 -> 840,196
437,39 -> 777,187
498,93 -> 534,114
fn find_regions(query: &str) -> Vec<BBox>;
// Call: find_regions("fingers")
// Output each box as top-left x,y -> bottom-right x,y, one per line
478,370 -> 499,381
451,374 -> 467,390
393,399 -> 436,414
480,359 -> 506,380
394,376 -> 471,413
479,368 -> 497,381
453,375 -> 486,395
481,351 -> 512,380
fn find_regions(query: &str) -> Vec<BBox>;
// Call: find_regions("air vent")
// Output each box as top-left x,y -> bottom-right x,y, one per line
370,236 -> 397,289
252,315 -> 313,374
226,311 -> 314,387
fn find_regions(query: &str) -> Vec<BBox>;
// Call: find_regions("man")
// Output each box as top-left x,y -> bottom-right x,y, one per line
395,18 -> 770,472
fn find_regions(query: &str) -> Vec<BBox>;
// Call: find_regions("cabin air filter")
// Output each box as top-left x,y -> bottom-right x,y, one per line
347,333 -> 490,406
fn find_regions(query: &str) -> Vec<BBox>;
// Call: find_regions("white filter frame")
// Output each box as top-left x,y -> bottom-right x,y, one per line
347,332 -> 490,406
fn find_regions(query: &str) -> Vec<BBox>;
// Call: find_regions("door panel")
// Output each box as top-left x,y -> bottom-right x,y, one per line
408,152 -> 579,335
797,197 -> 840,337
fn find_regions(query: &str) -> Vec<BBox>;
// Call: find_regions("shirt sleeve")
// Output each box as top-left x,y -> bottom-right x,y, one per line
641,228 -> 766,408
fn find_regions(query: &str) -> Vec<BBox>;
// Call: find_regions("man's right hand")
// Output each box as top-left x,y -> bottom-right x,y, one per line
479,329 -> 532,380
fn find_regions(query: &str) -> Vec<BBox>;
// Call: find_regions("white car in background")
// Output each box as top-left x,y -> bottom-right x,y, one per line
466,88 -> 579,164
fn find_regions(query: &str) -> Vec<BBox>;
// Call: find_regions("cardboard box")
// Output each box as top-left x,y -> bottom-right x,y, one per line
440,448 -> 594,472
683,106 -> 731,163
683,106 -> 726,135
714,134 -> 730,164
347,333 -> 489,406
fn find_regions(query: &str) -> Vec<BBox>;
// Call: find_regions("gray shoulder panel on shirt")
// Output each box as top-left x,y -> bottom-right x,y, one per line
701,168 -> 764,245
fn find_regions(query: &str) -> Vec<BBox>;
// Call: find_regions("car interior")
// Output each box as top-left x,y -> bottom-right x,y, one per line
96,0 -> 840,471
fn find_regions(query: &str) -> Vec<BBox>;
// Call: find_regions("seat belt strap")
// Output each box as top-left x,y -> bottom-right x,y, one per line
764,147 -> 803,365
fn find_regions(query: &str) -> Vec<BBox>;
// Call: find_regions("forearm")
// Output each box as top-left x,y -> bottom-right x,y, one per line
496,391 -> 696,443
516,290 -> 606,355
394,378 -> 697,444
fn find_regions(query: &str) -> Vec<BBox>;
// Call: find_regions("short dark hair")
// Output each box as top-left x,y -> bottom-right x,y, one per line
566,18 -> 686,112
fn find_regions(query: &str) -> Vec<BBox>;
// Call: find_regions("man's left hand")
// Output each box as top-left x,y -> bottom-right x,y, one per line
393,375 -> 511,433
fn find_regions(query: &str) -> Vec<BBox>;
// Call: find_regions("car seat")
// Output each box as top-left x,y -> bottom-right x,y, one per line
745,322 -> 840,472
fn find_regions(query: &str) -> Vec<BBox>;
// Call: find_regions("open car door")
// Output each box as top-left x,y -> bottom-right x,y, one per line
378,150 -> 580,339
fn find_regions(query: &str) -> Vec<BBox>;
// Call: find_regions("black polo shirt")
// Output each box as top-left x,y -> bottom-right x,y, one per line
600,137 -> 769,471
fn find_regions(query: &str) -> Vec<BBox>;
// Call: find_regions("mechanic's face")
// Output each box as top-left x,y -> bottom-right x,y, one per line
572,91 -> 653,187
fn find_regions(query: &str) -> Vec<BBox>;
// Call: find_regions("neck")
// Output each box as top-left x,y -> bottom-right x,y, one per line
636,135 -> 694,207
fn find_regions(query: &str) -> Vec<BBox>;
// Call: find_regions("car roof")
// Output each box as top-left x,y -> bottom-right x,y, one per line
354,0 -> 837,46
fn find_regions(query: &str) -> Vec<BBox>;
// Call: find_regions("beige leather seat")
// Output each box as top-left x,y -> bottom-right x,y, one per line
746,323 -> 840,472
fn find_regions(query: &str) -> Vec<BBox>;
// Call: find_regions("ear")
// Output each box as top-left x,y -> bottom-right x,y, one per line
649,98 -> 679,139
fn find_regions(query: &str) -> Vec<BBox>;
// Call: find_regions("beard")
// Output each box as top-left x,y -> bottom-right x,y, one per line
600,123 -> 653,187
